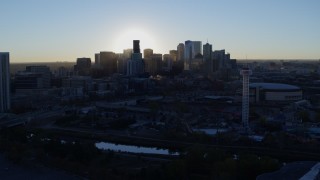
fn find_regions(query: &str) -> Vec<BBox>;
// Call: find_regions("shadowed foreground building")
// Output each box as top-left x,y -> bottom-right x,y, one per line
100,51 -> 118,75
74,58 -> 91,75
249,83 -> 302,103
14,65 -> 52,93
0,52 -> 10,113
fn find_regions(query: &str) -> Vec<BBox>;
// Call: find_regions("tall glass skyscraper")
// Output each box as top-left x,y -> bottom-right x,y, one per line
127,40 -> 144,76
184,40 -> 202,70
192,41 -> 202,57
0,52 -> 10,112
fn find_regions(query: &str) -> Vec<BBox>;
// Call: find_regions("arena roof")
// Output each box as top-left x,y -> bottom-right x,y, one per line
250,83 -> 300,90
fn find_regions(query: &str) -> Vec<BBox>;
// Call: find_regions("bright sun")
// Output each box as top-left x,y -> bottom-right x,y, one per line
113,28 -> 155,53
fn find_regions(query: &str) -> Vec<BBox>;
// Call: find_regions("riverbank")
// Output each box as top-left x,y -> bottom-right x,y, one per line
33,126 -> 320,162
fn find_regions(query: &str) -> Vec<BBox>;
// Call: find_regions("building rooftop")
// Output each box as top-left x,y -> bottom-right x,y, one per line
250,83 -> 300,90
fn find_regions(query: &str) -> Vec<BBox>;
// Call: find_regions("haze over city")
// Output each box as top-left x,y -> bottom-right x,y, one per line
1,0 -> 320,62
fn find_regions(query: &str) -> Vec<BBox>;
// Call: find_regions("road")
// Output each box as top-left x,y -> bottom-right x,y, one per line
0,109 -> 65,128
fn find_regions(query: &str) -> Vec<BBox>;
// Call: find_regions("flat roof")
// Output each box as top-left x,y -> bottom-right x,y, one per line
204,96 -> 234,100
250,83 -> 300,90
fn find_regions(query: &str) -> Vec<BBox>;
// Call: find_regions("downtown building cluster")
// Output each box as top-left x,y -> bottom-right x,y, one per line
88,40 -> 237,78
1,42 -> 320,151
0,39 -> 238,113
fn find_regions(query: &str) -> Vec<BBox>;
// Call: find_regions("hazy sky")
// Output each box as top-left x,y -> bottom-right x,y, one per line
1,0 -> 320,62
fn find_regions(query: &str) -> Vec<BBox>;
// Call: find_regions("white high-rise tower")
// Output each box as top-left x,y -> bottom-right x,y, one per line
240,67 -> 252,131
0,52 -> 10,113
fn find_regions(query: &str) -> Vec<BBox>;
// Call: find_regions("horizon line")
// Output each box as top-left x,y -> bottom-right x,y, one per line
9,58 -> 320,64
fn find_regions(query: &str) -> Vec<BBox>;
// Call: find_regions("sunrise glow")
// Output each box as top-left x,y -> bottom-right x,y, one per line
113,28 -> 156,53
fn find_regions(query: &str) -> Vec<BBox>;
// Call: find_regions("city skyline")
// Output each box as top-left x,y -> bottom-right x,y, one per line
1,0 -> 320,62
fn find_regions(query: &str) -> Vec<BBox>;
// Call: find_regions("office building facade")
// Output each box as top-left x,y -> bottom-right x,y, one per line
184,40 -> 202,70
100,51 -> 118,76
177,43 -> 185,61
192,41 -> 202,57
184,40 -> 193,70
25,65 -> 51,88
117,49 -> 133,75
143,49 -> 153,59
74,58 -> 91,75
95,53 -> 100,65
203,42 -> 213,73
127,40 -> 144,76
0,52 -> 10,112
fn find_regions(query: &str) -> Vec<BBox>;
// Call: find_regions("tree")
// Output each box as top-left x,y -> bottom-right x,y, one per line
315,112 -> 320,123
297,110 -> 310,122
149,101 -> 160,120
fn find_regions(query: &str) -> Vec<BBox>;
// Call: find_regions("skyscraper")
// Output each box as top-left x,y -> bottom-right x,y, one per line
74,58 -> 91,75
192,41 -> 202,57
163,54 -> 172,71
150,54 -> 162,75
240,67 -> 252,132
100,51 -> 118,75
183,41 -> 202,70
184,40 -> 192,70
123,49 -> 133,59
117,49 -> 133,75
0,52 -> 10,113
212,49 -> 226,70
144,49 -> 162,76
143,49 -> 153,59
203,42 -> 213,73
127,40 -> 144,76
143,49 -> 153,75
177,43 -> 184,61
95,53 -> 100,65
169,50 -> 177,62
203,43 -> 212,62
133,40 -> 141,53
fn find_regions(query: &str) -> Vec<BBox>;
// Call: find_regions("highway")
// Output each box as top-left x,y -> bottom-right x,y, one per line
0,109 -> 65,128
